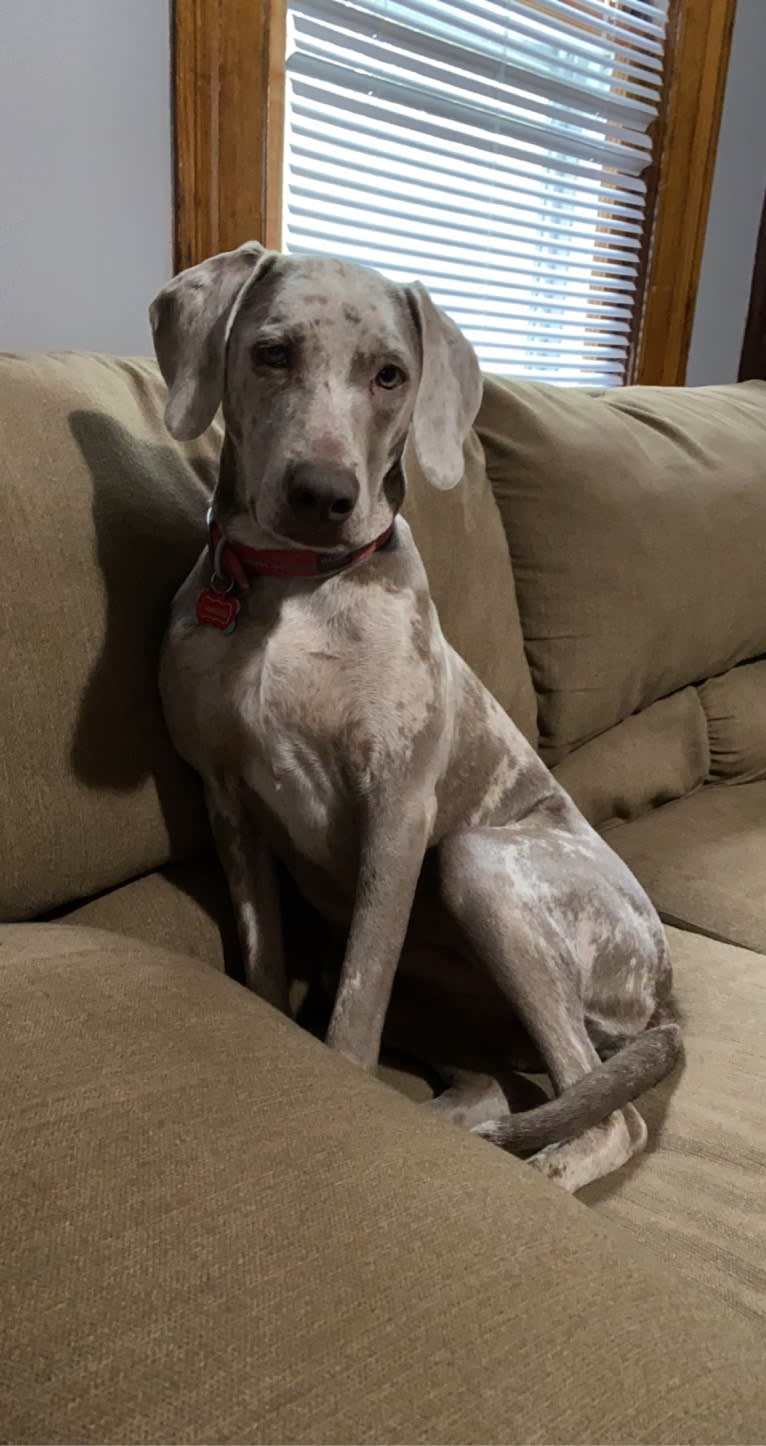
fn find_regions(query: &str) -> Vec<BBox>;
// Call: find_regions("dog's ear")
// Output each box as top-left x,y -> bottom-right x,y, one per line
149,241 -> 272,440
404,281 -> 483,490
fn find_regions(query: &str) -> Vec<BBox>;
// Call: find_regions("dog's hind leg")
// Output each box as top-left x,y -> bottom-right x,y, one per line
437,825 -> 680,1186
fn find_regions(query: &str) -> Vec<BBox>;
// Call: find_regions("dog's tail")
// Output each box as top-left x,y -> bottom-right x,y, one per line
473,1023 -> 682,1155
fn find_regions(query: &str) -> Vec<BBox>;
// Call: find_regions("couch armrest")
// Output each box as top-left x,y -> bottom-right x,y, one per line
1,923 -> 763,1445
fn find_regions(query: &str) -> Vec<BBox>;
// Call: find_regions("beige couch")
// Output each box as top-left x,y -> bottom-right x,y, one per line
1,353 -> 765,1445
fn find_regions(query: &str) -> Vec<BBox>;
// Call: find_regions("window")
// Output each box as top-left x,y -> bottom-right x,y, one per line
282,0 -> 667,385
173,0 -> 736,386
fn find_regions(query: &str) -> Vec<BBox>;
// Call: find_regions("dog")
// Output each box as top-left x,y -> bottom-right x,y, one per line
149,242 -> 681,1193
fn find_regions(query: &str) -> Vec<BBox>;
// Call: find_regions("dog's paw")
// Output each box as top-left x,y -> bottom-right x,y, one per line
469,1118 -> 508,1146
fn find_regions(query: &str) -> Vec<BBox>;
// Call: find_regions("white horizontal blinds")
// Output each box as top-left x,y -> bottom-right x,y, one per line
283,0 -> 669,384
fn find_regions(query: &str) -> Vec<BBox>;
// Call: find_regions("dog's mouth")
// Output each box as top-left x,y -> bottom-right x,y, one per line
271,514 -> 357,554
241,501 -> 353,555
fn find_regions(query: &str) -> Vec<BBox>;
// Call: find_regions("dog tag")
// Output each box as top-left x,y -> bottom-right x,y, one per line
195,588 -> 240,634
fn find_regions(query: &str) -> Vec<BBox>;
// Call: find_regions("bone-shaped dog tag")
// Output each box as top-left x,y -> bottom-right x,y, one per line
195,588 -> 240,634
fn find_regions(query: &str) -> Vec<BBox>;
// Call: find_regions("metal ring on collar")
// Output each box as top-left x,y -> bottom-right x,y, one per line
210,536 -> 234,594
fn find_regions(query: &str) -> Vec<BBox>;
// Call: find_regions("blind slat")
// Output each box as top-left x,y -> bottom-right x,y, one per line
294,0 -> 660,124
304,0 -> 665,91
290,204 -> 640,278
289,238 -> 638,302
291,119 -> 647,223
289,54 -> 653,176
290,80 -> 648,199
284,0 -> 669,382
290,170 -> 643,261
514,0 -> 666,48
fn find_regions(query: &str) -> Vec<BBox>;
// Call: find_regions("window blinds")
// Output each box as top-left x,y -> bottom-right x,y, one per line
282,0 -> 670,385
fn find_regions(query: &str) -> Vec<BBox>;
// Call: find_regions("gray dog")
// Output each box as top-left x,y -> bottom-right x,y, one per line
150,242 -> 681,1192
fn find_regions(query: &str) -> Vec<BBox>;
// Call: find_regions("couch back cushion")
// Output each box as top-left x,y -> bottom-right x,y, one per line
0,353 -> 217,920
552,687 -> 710,830
402,431 -> 537,743
1,354 -> 535,920
699,660 -> 766,785
478,378 -> 766,763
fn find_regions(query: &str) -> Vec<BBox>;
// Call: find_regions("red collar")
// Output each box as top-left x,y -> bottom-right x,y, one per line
196,511 -> 395,633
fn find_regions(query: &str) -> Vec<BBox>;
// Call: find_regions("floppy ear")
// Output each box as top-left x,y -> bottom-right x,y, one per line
404,281 -> 483,490
148,241 -> 271,440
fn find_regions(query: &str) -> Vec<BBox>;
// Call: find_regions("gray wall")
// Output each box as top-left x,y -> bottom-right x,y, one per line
0,0 -> 172,356
686,0 -> 766,385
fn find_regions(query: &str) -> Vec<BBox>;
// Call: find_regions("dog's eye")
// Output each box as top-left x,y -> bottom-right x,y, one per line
253,343 -> 291,369
375,364 -> 406,390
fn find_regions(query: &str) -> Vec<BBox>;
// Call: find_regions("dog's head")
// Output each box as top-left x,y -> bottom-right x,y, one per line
149,244 -> 482,551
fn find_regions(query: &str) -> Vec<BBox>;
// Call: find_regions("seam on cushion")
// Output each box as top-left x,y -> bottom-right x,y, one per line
659,912 -> 766,957
600,776 -> 708,837
697,673 -> 724,784
698,658 -> 766,785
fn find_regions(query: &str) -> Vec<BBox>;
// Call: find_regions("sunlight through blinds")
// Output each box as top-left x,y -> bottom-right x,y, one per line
282,0 -> 670,384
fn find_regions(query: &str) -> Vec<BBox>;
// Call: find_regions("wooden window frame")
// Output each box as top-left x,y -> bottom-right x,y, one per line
172,0 -> 736,384
173,0 -> 286,269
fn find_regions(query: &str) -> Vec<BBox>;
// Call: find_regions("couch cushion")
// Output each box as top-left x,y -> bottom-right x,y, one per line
58,855 -> 329,1026
403,430 -> 537,742
59,855 -> 236,974
1,923 -> 764,1445
553,686 -> 709,828
478,377 -> 766,762
606,781 -> 766,953
584,926 -> 766,1322
0,353 -> 219,921
699,659 -> 766,785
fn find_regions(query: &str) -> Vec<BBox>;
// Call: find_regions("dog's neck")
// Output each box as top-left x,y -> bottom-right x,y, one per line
212,432 -> 282,553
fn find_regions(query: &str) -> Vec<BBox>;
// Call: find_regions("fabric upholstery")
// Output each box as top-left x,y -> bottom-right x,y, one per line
0,353 -> 218,920
60,856 -> 330,1024
477,377 -> 766,761
384,926 -> 766,1326
403,431 -> 538,741
1,923 -> 764,1446
61,855 -> 235,974
699,659 -> 766,784
584,926 -> 766,1323
553,686 -> 709,828
606,780 -> 766,953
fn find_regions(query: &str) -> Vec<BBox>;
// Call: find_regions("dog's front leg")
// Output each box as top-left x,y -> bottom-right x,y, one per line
204,777 -> 287,1012
325,800 -> 430,1071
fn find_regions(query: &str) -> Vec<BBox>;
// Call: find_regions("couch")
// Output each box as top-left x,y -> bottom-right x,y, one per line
1,352 -> 764,1445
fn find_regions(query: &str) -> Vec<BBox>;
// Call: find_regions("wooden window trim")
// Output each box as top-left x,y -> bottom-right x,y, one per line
172,0 -> 735,385
173,0 -> 285,271
634,0 -> 736,384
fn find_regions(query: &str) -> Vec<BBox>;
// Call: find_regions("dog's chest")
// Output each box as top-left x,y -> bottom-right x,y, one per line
233,581 -> 444,875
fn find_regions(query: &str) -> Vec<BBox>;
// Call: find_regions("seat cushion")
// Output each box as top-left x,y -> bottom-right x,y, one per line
58,855 -> 326,1023
477,377 -> 766,761
2,923 -> 764,1445
605,780 -> 766,953
59,854 -> 237,974
584,926 -> 766,1323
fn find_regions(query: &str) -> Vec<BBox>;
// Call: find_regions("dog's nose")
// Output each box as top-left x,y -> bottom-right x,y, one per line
286,462 -> 359,526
